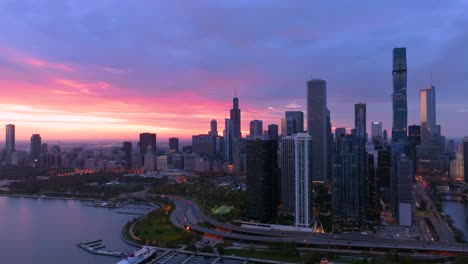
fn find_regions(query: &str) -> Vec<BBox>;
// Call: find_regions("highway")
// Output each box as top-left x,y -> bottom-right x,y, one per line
166,195 -> 468,255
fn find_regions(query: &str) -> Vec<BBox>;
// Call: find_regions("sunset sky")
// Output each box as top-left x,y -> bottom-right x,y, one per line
0,0 -> 467,141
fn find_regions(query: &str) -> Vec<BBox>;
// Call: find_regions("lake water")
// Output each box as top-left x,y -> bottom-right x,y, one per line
441,199 -> 468,240
0,196 -> 138,264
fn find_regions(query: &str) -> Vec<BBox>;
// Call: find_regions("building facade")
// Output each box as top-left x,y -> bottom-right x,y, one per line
392,47 -> 408,143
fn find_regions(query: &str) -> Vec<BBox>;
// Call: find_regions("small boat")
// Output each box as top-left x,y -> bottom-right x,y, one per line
116,246 -> 157,264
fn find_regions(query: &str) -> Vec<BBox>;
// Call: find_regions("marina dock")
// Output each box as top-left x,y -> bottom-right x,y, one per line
77,240 -> 127,258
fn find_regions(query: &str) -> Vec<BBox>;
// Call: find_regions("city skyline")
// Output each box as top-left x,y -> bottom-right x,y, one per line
0,1 -> 468,140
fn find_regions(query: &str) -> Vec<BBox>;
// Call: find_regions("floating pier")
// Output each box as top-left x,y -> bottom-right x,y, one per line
77,240 -> 127,258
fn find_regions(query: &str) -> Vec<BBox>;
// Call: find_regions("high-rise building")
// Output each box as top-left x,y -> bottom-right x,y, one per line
267,124 -> 279,140
335,127 -> 346,140
122,141 -> 132,168
367,153 -> 380,224
249,120 -> 263,137
246,138 -> 279,222
230,98 -> 241,140
192,134 -> 216,158
371,122 -> 383,146
355,103 -> 367,139
293,134 -> 313,228
392,47 -> 408,143
332,134 -> 368,232
377,150 -> 392,204
453,145 -> 464,182
285,111 -> 304,136
464,137 -> 468,184
280,134 -> 313,226
5,124 -> 15,153
408,125 -> 421,171
307,79 -> 328,182
169,137 -> 179,153
396,154 -> 413,227
30,134 -> 42,160
209,119 -> 218,136
281,117 -> 287,136
224,119 -> 233,162
144,146 -> 157,171
139,133 -> 156,156
420,85 -> 436,145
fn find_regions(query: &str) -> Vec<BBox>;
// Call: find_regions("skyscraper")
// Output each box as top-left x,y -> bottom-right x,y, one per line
267,124 -> 279,140
30,134 -> 42,160
169,137 -> 179,153
249,120 -> 263,137
354,103 -> 366,139
285,111 -> 304,136
281,136 -> 295,214
139,133 -> 156,156
209,119 -> 218,136
5,124 -> 15,153
293,134 -> 313,228
420,85 -> 438,146
396,154 -> 413,227
246,138 -> 279,222
335,127 -> 346,139
392,47 -> 408,143
307,79 -> 328,182
371,122 -> 383,146
122,141 -> 132,168
464,137 -> 468,184
230,98 -> 241,140
224,119 -> 233,162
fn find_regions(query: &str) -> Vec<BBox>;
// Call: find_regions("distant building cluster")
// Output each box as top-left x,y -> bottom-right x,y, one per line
1,47 -> 467,234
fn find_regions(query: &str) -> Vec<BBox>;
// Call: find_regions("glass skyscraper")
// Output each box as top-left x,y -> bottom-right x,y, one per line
392,47 -> 408,143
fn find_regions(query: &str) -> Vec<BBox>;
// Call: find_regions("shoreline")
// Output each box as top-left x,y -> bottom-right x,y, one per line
0,193 -> 96,201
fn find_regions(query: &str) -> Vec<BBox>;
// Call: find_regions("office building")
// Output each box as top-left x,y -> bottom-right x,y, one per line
285,111 -> 304,136
139,133 -> 156,156
268,124 -> 279,140
452,145 -> 464,182
355,103 -> 366,138
224,119 -> 233,162
367,153 -> 379,224
246,138 -> 279,222
169,137 -> 179,153
392,47 -> 408,142
294,134 -> 313,227
307,79 -> 328,182
281,117 -> 287,136
335,127 -> 346,140
420,85 -> 437,145
464,137 -> 468,184
249,120 -> 263,137
144,146 -> 157,171
192,134 -> 216,158
396,154 -> 413,227
209,119 -> 218,136
371,122 -> 383,147
30,134 -> 42,160
332,134 -> 368,232
122,141 -> 132,167
230,98 -> 241,140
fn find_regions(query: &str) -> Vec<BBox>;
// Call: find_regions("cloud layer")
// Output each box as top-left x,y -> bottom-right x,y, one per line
0,0 -> 467,140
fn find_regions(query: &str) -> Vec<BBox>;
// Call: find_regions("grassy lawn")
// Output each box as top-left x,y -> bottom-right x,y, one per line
132,206 -> 195,246
223,248 -> 301,263
212,205 -> 234,215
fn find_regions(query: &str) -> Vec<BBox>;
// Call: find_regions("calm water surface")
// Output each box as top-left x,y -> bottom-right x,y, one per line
0,196 -> 137,264
441,199 -> 468,240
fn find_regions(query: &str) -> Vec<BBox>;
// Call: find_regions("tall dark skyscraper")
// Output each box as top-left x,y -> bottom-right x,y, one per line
371,122 -> 383,147
224,118 -> 233,162
169,137 -> 179,153
392,47 -> 408,143
30,134 -> 42,160
464,137 -> 468,184
355,103 -> 366,138
267,124 -> 278,140
5,124 -> 15,153
230,97 -> 241,140
249,120 -> 263,137
335,127 -> 346,139
285,111 -> 304,136
246,138 -> 279,222
139,133 -> 156,156
122,141 -> 132,167
307,79 -> 328,182
208,119 -> 218,136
